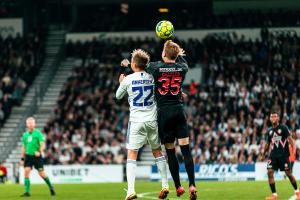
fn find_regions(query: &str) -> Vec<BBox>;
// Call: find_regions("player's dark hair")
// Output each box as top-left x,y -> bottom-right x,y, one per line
164,40 -> 180,60
270,108 -> 279,116
131,49 -> 150,70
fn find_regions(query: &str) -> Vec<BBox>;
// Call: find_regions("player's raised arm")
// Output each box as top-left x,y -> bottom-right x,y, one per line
177,47 -> 188,65
116,75 -> 128,100
116,59 -> 131,100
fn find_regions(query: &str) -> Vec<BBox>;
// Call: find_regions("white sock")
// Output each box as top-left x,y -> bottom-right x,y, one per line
126,159 -> 137,195
155,156 -> 169,189
295,189 -> 299,193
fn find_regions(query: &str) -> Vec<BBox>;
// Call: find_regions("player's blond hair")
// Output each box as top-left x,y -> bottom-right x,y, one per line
163,40 -> 180,60
131,49 -> 150,69
26,117 -> 35,123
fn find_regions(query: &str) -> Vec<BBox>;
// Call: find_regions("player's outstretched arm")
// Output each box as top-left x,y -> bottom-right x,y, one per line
119,59 -> 133,75
116,75 -> 128,100
176,48 -> 188,67
121,59 -> 130,68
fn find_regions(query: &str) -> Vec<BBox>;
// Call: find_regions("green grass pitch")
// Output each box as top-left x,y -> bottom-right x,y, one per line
0,181 -> 297,200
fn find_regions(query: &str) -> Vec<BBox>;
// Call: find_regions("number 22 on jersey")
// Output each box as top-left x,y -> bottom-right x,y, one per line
132,85 -> 154,107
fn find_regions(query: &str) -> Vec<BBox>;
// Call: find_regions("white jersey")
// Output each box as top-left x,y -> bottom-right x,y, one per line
116,71 -> 157,122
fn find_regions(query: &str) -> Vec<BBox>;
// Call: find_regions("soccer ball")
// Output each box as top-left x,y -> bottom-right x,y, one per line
155,20 -> 174,39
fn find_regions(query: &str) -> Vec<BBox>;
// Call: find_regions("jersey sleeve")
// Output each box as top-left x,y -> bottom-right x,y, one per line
177,55 -> 187,64
283,125 -> 291,138
38,131 -> 46,142
177,56 -> 189,72
120,67 -> 133,76
146,62 -> 160,75
116,77 -> 129,100
265,129 -> 271,144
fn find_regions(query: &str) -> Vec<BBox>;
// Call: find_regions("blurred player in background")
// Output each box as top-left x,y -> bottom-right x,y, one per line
289,131 -> 297,172
116,49 -> 169,200
146,40 -> 197,200
0,162 -> 7,183
261,110 -> 300,200
20,117 -> 55,197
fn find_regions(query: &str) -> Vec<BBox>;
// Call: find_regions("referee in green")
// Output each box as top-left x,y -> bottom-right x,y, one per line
21,117 -> 55,197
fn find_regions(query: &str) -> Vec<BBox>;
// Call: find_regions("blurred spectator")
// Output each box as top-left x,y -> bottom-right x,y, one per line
189,80 -> 198,96
0,32 -> 44,126
74,8 -> 300,32
0,163 -> 7,183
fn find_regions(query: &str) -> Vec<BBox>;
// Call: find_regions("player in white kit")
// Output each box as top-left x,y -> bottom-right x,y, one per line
116,49 -> 169,200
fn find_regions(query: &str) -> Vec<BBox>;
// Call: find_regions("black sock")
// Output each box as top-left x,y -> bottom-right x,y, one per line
289,178 -> 298,190
180,144 -> 195,187
270,183 -> 276,193
292,181 -> 298,190
165,148 -> 181,189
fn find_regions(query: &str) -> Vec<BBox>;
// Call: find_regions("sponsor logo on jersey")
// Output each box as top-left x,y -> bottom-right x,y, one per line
272,133 -> 287,148
28,136 -> 32,142
159,68 -> 183,72
132,80 -> 153,85
278,129 -> 282,134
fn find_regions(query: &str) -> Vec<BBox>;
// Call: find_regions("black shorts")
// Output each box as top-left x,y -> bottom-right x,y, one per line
24,155 -> 44,171
267,156 -> 291,171
157,104 -> 189,144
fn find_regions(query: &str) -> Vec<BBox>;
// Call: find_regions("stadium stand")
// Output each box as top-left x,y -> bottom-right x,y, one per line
74,9 -> 300,32
44,29 -> 300,165
0,32 -> 44,126
43,63 -> 127,164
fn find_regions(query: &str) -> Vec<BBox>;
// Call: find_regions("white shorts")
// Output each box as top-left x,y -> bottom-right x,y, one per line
126,121 -> 161,150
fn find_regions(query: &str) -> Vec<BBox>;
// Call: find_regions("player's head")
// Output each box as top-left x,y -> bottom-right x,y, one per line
162,40 -> 180,62
131,49 -> 150,72
270,109 -> 279,125
26,117 -> 36,131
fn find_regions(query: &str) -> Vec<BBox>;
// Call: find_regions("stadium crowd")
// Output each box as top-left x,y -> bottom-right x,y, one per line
75,9 -> 300,32
0,32 -> 44,126
44,28 -> 300,165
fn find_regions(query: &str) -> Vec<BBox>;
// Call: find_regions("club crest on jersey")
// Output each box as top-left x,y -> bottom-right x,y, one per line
269,130 -> 273,135
278,129 -> 282,134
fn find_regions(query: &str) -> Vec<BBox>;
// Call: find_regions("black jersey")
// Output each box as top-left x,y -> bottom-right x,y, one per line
146,56 -> 188,108
266,124 -> 291,158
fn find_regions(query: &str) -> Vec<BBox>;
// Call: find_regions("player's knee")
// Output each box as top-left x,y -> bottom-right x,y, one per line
267,170 -> 274,178
24,168 -> 31,177
152,148 -> 163,157
178,137 -> 189,146
164,143 -> 175,149
285,170 -> 292,177
38,171 -> 46,178
127,149 -> 138,160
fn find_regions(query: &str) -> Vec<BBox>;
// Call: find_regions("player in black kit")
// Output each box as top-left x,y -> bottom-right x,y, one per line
146,40 -> 197,200
261,110 -> 300,200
